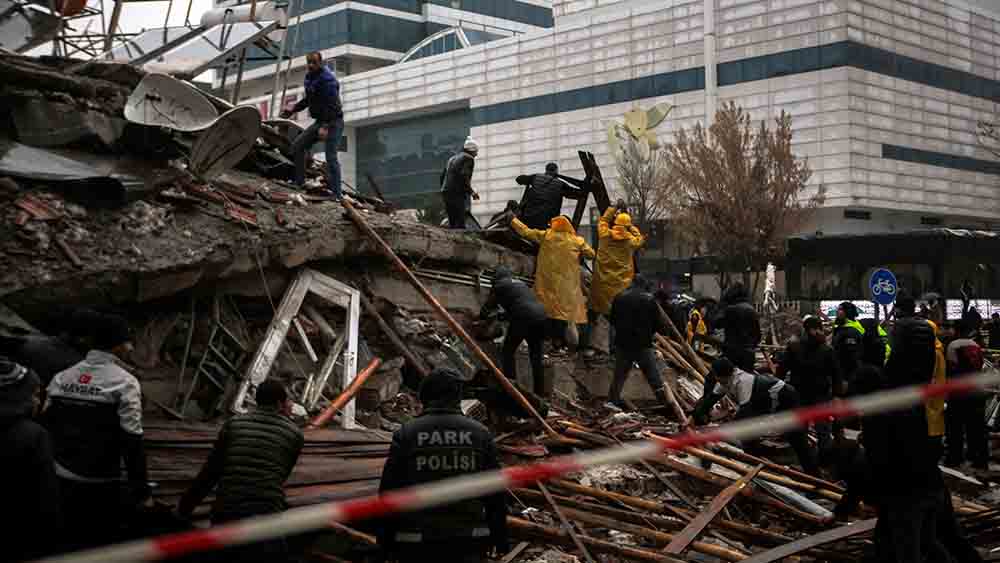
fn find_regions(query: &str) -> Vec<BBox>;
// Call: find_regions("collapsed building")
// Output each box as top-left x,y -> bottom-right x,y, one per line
1,50 -> 999,563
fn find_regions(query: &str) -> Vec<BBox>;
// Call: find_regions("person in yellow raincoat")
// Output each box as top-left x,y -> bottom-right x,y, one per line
581,204 -> 645,355
687,304 -> 708,353
511,215 -> 595,351
925,319 -> 947,459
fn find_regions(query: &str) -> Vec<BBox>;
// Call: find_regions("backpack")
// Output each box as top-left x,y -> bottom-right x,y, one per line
953,342 -> 984,375
859,318 -> 888,367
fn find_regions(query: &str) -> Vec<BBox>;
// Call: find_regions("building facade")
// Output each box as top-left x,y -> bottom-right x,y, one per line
238,0 -> 1000,291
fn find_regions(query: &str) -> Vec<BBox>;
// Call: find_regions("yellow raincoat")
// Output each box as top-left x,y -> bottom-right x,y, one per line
512,216 -> 595,323
926,320 -> 946,437
589,207 -> 645,315
687,308 -> 707,352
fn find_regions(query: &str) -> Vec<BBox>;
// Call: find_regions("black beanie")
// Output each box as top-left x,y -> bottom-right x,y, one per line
94,313 -> 131,351
712,357 -> 735,377
420,368 -> 463,407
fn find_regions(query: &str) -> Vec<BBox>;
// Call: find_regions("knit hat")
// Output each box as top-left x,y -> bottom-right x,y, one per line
419,367 -> 463,407
803,315 -> 822,331
463,137 -> 479,153
93,313 -> 131,351
712,357 -> 735,378
0,358 -> 39,419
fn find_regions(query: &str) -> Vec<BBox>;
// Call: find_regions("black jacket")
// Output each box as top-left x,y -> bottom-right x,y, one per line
482,273 -> 546,324
719,301 -> 761,354
828,443 -> 878,519
378,406 -> 507,552
441,152 -> 475,200
2,417 -> 62,561
291,65 -> 343,123
610,285 -> 666,350
863,404 -> 943,498
776,336 -> 839,402
178,408 -> 304,522
832,321 -> 865,388
516,173 -> 585,230
885,316 -> 936,387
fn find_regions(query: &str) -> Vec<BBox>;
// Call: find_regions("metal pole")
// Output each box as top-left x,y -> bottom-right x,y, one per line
231,47 -> 247,104
104,0 -> 124,51
341,200 -> 559,438
269,0 -> 302,119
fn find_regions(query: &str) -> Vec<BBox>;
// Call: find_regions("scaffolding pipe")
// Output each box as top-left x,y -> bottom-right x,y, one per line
269,0 -> 304,119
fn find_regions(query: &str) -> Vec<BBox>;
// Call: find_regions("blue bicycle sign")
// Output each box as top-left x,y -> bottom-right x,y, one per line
869,269 -> 897,305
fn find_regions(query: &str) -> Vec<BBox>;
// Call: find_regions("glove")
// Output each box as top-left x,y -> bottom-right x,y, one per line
279,110 -> 292,119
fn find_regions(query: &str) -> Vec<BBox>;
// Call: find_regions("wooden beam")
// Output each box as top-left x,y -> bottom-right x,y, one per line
737,519 -> 877,563
359,292 -> 430,379
508,516 -> 687,563
664,464 -> 763,555
538,482 -> 597,563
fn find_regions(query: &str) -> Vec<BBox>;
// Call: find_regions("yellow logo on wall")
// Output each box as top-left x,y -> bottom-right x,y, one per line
607,102 -> 673,160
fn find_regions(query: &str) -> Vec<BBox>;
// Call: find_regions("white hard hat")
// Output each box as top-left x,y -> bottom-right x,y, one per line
464,137 -> 479,153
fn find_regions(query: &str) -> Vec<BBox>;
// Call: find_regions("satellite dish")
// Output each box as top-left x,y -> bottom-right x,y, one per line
125,73 -> 219,132
189,106 -> 261,181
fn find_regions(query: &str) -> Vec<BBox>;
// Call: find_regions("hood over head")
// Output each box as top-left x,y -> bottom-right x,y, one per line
549,215 -> 575,234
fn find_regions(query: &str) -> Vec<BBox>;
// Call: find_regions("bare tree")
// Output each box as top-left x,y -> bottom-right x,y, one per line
613,134 -> 672,232
664,102 -> 820,294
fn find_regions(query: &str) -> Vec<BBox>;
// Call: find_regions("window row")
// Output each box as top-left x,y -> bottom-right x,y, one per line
882,144 -> 1000,176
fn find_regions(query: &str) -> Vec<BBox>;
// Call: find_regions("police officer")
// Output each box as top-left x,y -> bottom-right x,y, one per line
832,302 -> 864,395
377,368 -> 508,563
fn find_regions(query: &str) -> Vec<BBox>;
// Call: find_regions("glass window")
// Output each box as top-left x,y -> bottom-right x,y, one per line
632,76 -> 653,100
717,61 -> 741,86
820,42 -> 848,68
653,72 -> 677,96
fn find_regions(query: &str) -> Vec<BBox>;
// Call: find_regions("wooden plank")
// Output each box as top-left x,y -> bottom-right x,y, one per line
538,482 -> 597,563
664,463 -> 764,554
737,519 -> 877,563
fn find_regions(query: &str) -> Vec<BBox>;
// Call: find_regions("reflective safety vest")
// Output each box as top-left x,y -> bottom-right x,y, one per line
844,319 -> 892,364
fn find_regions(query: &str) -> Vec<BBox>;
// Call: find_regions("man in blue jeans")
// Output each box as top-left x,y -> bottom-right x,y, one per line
281,51 -> 344,199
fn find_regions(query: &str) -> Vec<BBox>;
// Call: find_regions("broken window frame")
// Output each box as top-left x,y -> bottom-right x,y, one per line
234,268 -> 362,429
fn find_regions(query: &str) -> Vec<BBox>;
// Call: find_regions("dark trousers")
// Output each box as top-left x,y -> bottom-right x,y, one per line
503,319 -> 546,396
580,310 -> 614,352
877,493 -> 955,563
934,488 -> 984,563
796,385 -> 834,453
292,118 -> 344,197
546,319 -> 568,347
444,195 -> 466,229
59,479 -> 127,552
945,396 -> 989,468
610,346 -> 665,403
771,385 -> 819,475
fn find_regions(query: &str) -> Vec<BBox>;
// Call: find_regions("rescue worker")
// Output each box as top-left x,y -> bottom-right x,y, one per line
775,316 -> 838,452
606,275 -> 674,412
692,357 -> 819,475
832,302 -> 865,395
481,266 -> 548,397
43,313 -> 150,551
515,162 -> 586,230
585,202 -> 645,355
865,293 -> 948,563
177,379 -> 304,562
821,440 -> 982,563
440,138 -> 480,229
511,215 -> 595,351
945,318 -> 988,470
1,358 -> 62,562
716,283 -> 761,373
281,51 -> 345,198
926,320 -> 947,461
378,368 -> 508,563
687,303 -> 708,353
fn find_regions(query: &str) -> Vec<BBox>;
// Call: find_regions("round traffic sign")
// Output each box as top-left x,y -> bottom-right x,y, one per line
869,268 -> 898,305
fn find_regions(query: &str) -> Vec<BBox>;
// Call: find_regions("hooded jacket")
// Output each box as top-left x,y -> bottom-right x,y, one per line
291,65 -> 343,123
512,216 -> 595,323
776,334 -> 839,403
718,285 -> 761,354
516,172 -> 585,230
609,278 -> 665,350
1,359 -> 62,561
590,207 -> 645,315
481,266 -> 546,324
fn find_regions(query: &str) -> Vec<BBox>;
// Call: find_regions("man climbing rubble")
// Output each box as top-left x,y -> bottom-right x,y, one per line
42,312 -> 151,551
378,368 -> 508,563
691,357 -> 819,475
582,200 -> 645,358
481,265 -> 548,397
714,283 -> 761,373
775,315 -> 838,452
606,274 -> 675,413
281,51 -> 345,199
440,137 -> 481,229
177,379 -> 304,563
511,214 -> 594,352
514,162 -> 586,230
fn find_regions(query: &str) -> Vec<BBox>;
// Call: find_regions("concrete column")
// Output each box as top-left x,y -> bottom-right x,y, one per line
703,0 -> 717,127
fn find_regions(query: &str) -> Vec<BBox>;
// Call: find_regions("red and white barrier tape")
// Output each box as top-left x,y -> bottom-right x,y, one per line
38,372 -> 999,563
